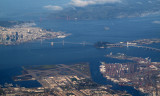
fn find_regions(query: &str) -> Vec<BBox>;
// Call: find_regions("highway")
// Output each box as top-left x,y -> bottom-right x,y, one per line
133,45 -> 160,52
116,42 -> 160,52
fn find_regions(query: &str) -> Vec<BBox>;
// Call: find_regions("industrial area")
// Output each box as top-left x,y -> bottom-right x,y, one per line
100,53 -> 160,96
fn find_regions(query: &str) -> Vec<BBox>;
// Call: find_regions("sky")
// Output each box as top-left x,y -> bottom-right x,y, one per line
0,0 -> 70,18
69,0 -> 122,7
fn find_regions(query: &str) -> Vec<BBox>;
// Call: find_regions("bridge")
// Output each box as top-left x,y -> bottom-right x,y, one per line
41,40 -> 93,46
42,40 -> 160,52
122,43 -> 160,52
133,45 -> 160,52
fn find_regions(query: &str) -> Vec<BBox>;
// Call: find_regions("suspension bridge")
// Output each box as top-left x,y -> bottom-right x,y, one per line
40,40 -> 93,46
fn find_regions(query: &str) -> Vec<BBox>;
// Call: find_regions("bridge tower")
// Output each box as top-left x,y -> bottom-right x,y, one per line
127,42 -> 129,47
51,42 -> 54,46
62,40 -> 64,46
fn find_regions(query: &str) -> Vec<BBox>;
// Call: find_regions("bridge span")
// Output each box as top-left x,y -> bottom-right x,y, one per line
41,40 -> 93,46
133,45 -> 160,52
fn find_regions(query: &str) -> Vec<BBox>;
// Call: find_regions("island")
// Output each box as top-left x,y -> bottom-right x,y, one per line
94,39 -> 160,52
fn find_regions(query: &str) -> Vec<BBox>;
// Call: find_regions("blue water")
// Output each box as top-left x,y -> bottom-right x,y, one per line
0,17 -> 160,96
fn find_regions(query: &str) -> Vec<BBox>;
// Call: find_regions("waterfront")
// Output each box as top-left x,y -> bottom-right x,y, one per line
0,17 -> 160,95
102,53 -> 160,94
0,22 -> 70,45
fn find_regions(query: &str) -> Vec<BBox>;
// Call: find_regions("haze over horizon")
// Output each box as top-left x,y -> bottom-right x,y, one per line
0,0 -> 160,20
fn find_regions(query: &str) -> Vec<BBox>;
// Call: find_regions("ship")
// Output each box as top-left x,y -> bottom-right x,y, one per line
57,35 -> 66,38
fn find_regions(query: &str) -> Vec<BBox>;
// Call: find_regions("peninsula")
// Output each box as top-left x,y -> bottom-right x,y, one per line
0,22 -> 70,45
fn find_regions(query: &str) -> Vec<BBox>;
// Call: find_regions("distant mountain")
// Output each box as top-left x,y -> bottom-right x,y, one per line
48,0 -> 160,20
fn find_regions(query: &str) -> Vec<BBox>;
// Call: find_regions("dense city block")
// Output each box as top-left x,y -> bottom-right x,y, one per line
100,53 -> 160,95
0,22 -> 70,45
